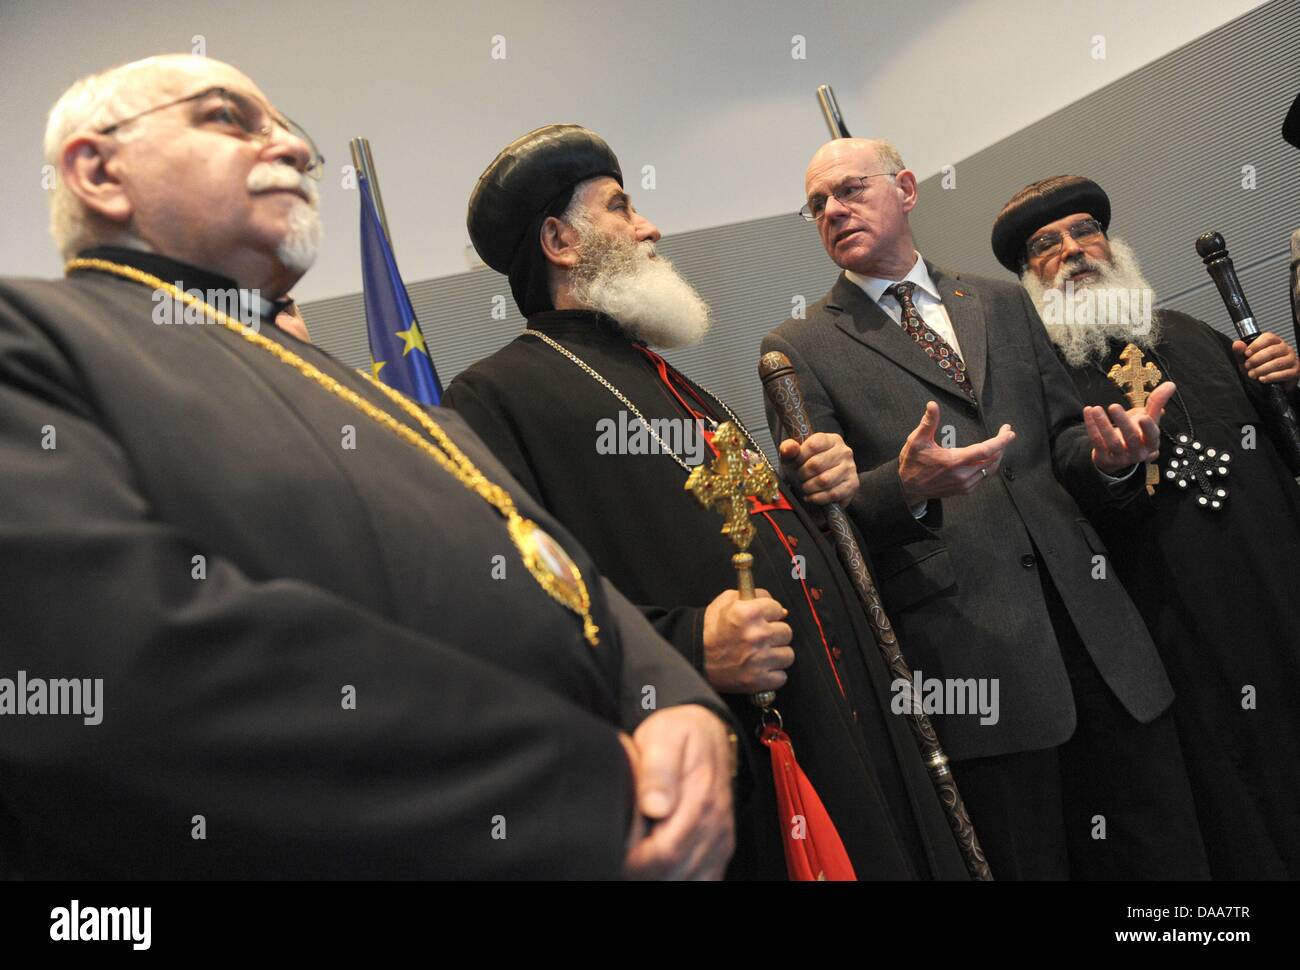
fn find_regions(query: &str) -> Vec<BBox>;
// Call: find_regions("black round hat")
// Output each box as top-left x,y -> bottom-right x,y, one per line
467,125 -> 622,316
991,175 -> 1111,273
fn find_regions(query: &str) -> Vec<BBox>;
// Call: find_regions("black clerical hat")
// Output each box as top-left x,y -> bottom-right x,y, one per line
991,175 -> 1111,273
467,125 -> 623,316
1284,91 -> 1300,150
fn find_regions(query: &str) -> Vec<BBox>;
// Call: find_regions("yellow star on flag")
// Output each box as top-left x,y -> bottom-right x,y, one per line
395,325 -> 427,357
370,360 -> 387,379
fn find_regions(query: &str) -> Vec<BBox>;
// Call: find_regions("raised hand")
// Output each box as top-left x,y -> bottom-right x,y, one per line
1085,380 -> 1175,475
898,401 -> 1016,507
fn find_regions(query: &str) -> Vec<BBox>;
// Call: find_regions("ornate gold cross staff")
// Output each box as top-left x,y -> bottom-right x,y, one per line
1107,343 -> 1164,494
685,422 -> 781,707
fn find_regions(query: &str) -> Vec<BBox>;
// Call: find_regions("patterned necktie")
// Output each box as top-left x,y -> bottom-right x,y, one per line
885,281 -> 977,403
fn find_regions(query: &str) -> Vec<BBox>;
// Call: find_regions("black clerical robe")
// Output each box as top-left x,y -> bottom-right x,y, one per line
0,250 -> 726,879
445,310 -> 971,881
1063,310 -> 1300,878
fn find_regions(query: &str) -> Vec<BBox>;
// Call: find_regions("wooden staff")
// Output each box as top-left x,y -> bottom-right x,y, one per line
760,350 -> 992,881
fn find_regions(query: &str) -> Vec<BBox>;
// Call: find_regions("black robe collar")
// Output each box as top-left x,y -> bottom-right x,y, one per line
524,309 -> 641,352
73,246 -> 288,323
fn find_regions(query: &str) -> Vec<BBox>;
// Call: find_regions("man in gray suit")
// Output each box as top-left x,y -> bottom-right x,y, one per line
762,137 -> 1209,879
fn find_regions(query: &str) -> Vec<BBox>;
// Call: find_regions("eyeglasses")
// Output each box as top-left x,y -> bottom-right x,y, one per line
97,86 -> 325,180
799,172 -> 897,222
1025,217 -> 1105,261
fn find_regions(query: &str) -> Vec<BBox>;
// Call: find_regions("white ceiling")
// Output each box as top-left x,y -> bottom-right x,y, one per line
0,0 -> 1268,301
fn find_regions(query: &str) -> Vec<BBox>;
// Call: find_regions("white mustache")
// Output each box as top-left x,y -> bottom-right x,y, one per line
246,164 -> 318,206
1056,254 -> 1104,285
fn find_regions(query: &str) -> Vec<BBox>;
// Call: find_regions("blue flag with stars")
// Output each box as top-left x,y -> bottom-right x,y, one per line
359,172 -> 442,405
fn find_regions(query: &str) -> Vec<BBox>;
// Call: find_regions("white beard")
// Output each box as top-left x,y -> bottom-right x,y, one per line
277,200 -> 322,274
1020,237 -> 1162,368
246,164 -> 322,274
569,219 -> 710,349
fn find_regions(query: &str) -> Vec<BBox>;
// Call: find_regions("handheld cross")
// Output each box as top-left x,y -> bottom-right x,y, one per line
685,422 -> 782,707
1107,343 -> 1164,494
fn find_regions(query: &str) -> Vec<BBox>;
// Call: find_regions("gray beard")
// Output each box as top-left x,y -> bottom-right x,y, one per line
568,219 -> 711,349
246,164 -> 322,274
1020,237 -> 1162,368
277,200 -> 322,274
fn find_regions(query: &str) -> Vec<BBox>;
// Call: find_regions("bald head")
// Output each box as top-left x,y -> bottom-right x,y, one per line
802,137 -> 917,280
46,54 -> 320,297
805,138 -> 902,190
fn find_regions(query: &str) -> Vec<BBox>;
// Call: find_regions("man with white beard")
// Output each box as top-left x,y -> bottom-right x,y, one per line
447,125 -> 973,881
994,174 -> 1300,878
0,60 -> 740,879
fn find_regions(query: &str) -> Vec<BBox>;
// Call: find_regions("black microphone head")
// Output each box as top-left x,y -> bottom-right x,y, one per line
1196,231 -> 1227,261
1284,91 -> 1300,150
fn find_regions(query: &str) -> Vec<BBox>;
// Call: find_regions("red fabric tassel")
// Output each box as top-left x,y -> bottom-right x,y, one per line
761,725 -> 857,881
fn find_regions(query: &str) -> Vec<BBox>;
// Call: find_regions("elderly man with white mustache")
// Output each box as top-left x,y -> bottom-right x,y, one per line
994,174 -> 1300,879
44,56 -> 324,330
0,56 -> 739,879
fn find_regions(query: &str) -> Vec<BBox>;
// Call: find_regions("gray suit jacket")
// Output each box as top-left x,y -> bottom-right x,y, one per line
762,264 -> 1173,760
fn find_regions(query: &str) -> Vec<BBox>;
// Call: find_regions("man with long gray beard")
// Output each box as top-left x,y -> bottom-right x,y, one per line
0,58 -> 738,879
994,174 -> 1300,878
446,125 -> 972,881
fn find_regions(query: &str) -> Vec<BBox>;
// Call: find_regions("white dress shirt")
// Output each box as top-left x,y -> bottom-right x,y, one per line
845,252 -> 963,356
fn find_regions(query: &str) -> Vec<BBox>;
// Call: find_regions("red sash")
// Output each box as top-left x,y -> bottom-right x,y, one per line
762,725 -> 857,881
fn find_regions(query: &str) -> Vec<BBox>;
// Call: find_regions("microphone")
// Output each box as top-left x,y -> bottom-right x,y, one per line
1197,231 -> 1300,473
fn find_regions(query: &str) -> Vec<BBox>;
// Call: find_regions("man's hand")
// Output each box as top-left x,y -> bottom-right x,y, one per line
897,401 -> 1016,507
623,705 -> 736,880
1233,332 -> 1300,393
778,432 -> 858,505
702,588 -> 794,694
1085,380 -> 1175,474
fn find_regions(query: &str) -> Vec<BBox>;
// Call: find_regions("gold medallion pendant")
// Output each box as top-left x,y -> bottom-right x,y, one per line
507,516 -> 600,645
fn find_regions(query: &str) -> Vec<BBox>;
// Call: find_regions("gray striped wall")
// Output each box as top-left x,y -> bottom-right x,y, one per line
302,0 -> 1300,460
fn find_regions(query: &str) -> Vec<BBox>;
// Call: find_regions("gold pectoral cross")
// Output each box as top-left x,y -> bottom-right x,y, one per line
1107,342 -> 1164,495
685,422 -> 782,707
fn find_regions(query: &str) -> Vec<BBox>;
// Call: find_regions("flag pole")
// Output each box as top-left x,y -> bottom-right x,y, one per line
349,137 -> 394,247
816,84 -> 851,139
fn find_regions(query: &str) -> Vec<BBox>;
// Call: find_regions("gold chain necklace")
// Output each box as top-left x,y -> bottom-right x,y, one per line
521,328 -> 776,476
66,258 -> 600,646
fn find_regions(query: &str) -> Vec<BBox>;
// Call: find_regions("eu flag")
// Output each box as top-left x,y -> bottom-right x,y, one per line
359,172 -> 443,405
